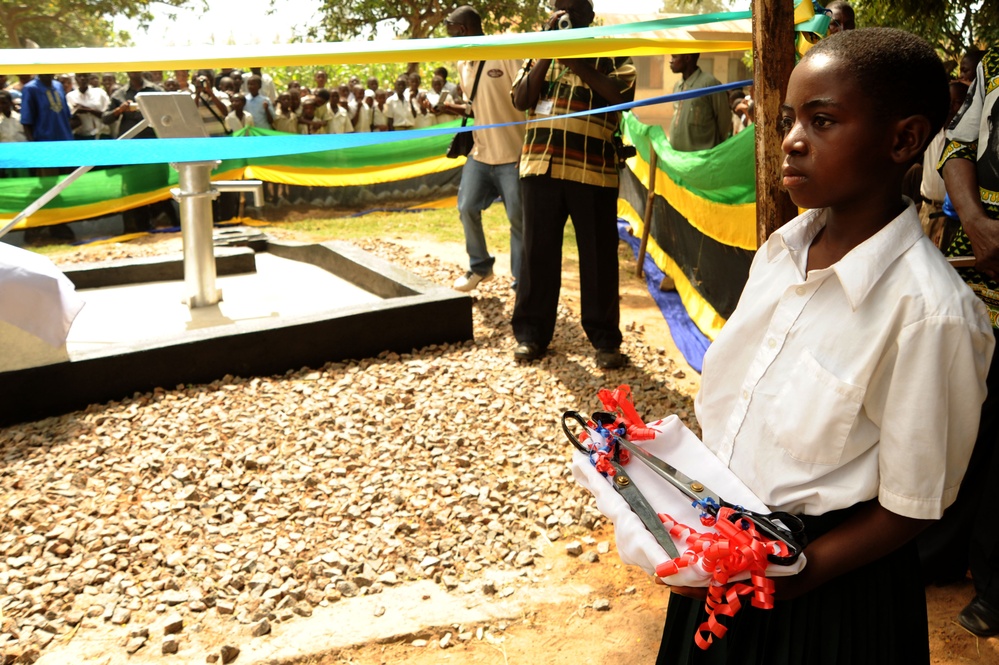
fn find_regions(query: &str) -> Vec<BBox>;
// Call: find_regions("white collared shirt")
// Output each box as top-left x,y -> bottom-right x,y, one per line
695,203 -> 994,519
386,94 -> 414,128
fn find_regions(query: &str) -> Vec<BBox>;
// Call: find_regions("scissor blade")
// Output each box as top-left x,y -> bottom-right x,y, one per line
608,460 -> 680,559
614,437 -> 721,507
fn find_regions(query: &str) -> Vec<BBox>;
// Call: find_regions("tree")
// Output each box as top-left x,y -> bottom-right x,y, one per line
853,0 -> 999,70
305,0 -> 550,43
662,0 -> 735,14
0,0 -> 196,49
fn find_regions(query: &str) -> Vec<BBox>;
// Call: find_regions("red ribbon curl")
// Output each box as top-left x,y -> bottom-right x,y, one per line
654,507 -> 789,649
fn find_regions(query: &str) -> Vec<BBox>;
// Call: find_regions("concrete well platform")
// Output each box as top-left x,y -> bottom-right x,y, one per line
0,240 -> 472,426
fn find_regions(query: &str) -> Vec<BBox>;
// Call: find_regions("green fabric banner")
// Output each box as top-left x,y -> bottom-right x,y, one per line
623,113 -> 756,206
0,121 -> 463,216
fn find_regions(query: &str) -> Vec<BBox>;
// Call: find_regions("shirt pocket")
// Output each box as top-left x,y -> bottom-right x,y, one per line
764,350 -> 866,466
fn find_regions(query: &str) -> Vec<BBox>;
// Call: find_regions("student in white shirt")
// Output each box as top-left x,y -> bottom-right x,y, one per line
413,91 -> 436,128
372,89 -> 390,131
657,28 -> 994,665
224,94 -> 254,133
386,76 -> 415,130
350,85 -> 374,133
326,90 -> 354,134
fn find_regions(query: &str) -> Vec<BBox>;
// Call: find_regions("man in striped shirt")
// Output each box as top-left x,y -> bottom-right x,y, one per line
510,0 -> 635,369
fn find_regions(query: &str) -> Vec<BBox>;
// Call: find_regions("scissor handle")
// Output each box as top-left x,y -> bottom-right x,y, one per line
726,508 -> 807,565
561,411 -> 593,455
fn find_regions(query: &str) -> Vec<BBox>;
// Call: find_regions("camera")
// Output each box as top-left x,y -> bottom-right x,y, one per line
612,133 -> 637,168
557,14 -> 572,30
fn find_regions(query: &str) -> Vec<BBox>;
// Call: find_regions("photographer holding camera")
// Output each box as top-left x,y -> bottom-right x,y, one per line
193,70 -> 232,137
509,0 -> 635,369
102,71 -> 160,139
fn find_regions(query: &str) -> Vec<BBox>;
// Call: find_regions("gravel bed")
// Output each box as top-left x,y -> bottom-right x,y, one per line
0,237 -> 696,662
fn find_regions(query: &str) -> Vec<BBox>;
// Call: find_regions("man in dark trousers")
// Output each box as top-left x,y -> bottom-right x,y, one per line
510,0 -> 635,369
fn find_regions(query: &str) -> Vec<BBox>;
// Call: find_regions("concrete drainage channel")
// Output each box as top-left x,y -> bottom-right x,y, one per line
0,238 -> 473,426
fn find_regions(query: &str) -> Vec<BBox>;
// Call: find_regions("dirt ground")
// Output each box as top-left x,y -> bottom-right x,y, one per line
248,228 -> 992,665
309,544 -> 998,665
30,219 -> 999,664
317,232 -> 999,665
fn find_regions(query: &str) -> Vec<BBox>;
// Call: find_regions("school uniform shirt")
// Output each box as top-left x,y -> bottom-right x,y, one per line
695,203 -> 994,521
669,67 -> 732,152
372,104 -> 389,131
224,110 -> 253,133
313,103 -> 331,126
413,110 -> 436,128
0,112 -> 27,142
66,86 -> 109,137
326,106 -> 354,134
514,56 -> 636,187
297,117 -> 325,134
271,108 -> 299,134
386,94 -> 415,129
19,78 -> 73,141
352,101 -> 373,133
457,59 -> 524,166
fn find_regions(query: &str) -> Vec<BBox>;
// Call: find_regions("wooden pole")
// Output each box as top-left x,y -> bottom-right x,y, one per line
636,146 -> 659,278
752,0 -> 798,247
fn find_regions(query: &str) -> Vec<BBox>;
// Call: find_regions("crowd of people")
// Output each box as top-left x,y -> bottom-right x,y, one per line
0,65 -> 468,146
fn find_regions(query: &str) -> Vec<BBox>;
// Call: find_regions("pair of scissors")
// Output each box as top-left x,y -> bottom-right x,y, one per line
562,411 -> 680,559
564,410 -> 807,566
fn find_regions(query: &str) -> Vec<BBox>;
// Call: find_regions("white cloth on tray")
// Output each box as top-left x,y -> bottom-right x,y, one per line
571,414 -> 807,586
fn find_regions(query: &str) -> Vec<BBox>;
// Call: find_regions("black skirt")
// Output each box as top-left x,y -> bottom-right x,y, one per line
656,503 -> 929,665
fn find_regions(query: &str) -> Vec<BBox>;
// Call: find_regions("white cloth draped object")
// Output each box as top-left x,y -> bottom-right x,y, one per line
0,242 -> 85,347
571,414 -> 807,586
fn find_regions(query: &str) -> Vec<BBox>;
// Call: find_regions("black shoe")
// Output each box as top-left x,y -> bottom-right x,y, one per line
513,342 -> 544,362
595,348 -> 628,369
957,596 -> 999,637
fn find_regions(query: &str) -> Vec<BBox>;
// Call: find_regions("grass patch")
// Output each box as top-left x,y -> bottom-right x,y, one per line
26,199 -> 580,259
30,243 -> 75,256
270,202 -> 578,254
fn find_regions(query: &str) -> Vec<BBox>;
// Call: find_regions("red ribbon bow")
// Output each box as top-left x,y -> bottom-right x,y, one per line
654,507 -> 788,649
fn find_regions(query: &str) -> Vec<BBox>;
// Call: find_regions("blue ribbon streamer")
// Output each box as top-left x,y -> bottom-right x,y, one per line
0,80 -> 750,169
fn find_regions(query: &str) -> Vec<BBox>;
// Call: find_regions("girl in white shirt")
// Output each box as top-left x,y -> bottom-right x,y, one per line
657,28 -> 994,665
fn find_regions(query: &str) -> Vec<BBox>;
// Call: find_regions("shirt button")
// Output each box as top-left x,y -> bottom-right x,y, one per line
742,390 -> 749,400
768,338 -> 777,349
795,286 -> 806,296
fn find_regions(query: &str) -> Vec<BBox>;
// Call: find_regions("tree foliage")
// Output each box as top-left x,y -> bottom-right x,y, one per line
304,0 -> 551,42
0,0 -> 196,50
661,0 -> 735,14
852,0 -> 999,70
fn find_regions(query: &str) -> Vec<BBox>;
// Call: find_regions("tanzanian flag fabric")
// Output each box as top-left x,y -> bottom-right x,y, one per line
0,124 -> 464,228
2,113 -> 757,344
617,112 -> 756,341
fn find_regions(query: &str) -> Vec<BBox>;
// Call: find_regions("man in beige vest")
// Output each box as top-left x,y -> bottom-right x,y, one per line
443,5 -> 526,291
